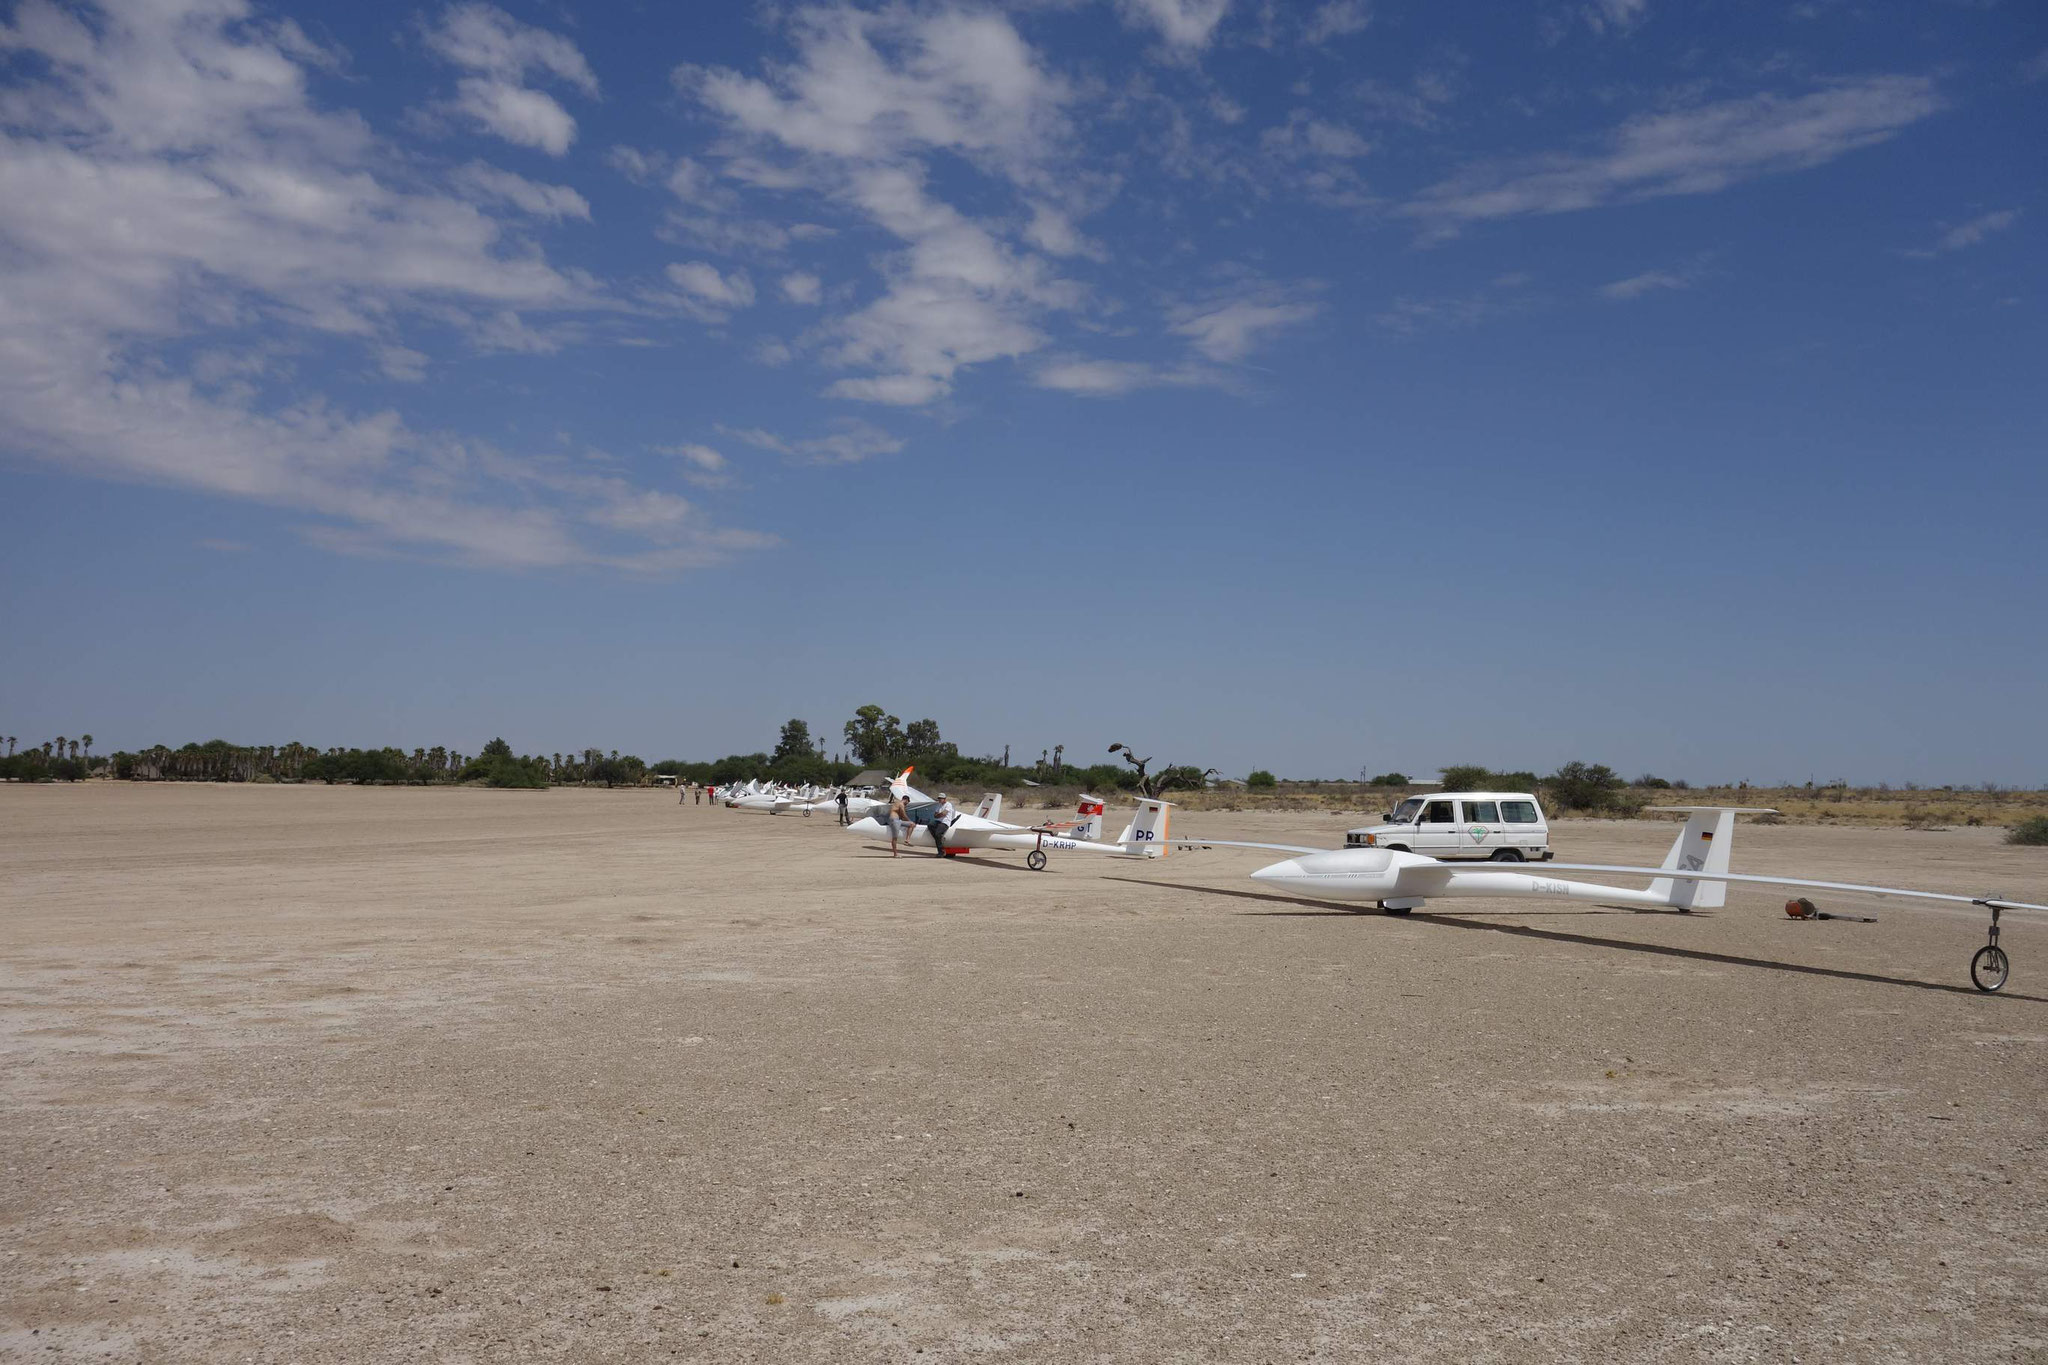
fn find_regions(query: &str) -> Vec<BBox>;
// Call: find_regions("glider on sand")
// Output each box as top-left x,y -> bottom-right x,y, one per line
850,768 -> 1172,870
1171,806 -> 2047,993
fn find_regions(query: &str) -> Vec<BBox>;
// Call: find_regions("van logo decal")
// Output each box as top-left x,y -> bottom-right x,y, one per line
1469,825 -> 1488,838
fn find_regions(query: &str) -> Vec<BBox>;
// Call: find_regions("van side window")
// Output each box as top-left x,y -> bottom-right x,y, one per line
1500,800 -> 1538,823
1421,801 -> 1454,823
1463,801 -> 1499,823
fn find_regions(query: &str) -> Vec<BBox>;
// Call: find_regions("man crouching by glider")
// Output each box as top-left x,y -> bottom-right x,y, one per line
849,767 -> 1173,870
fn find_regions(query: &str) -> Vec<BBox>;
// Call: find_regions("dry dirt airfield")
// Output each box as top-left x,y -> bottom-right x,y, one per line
4,786 -> 2047,1363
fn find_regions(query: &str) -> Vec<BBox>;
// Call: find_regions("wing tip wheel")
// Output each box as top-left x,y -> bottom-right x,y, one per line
1026,849 -> 1047,872
1971,944 -> 2010,993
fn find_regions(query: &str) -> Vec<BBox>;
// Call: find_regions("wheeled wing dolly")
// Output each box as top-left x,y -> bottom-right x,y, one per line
1971,901 -> 2010,994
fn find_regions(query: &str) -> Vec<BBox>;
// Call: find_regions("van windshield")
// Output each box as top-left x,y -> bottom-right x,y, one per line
1391,798 -> 1423,823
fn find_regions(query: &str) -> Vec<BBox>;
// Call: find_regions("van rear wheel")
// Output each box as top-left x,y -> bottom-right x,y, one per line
1489,849 -> 1525,863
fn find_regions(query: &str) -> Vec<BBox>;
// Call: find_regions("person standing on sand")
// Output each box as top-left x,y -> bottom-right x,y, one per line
887,792 -> 910,857
931,794 -> 955,858
836,787 -> 850,826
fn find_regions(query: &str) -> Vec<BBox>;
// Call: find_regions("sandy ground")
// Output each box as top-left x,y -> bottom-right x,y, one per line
3,785 -> 2046,1364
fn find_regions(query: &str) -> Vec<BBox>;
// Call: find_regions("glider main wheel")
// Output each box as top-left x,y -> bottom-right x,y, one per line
1378,901 -> 1412,916
1971,945 -> 2011,994
1489,849 -> 1525,863
1026,850 -> 1048,872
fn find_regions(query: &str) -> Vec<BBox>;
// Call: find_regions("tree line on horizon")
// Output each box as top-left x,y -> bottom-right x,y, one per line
5,725 -> 2035,808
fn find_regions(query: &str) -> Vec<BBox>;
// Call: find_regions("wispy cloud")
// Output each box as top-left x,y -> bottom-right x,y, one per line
0,0 -> 762,573
1118,0 -> 1233,55
1597,254 -> 1716,300
722,419 -> 905,465
1376,274 -> 1537,334
654,443 -> 736,488
683,6 -> 1084,406
1580,0 -> 1650,37
1168,279 -> 1325,362
423,3 -> 598,156
1903,208 -> 2021,258
1031,356 -> 1216,397
1401,76 -> 1942,239
1302,2 -> 1371,46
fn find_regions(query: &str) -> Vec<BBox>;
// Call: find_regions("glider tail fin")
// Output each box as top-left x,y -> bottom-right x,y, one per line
1073,794 -> 1106,842
1116,799 -> 1173,857
1645,807 -> 1778,909
975,793 -> 1003,821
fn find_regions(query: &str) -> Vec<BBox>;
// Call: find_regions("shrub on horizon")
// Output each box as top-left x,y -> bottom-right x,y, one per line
2007,816 -> 2048,847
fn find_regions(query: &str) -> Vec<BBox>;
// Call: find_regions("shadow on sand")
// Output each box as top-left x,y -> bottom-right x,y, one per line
1102,876 -> 2041,1003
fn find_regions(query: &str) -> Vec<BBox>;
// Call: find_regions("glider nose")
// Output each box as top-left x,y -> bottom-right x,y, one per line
848,815 -> 884,837
1252,857 -> 1306,885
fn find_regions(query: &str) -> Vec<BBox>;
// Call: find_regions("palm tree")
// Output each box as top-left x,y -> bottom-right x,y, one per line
81,734 -> 93,760
6,736 -> 14,756
55,736 -> 67,763
68,740 -> 80,762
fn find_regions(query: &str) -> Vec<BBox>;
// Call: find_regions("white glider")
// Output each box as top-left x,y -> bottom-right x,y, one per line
1172,807 -> 2048,993
849,769 -> 1172,870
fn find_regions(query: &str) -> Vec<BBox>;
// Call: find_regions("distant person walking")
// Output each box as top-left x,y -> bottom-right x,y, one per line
836,788 -> 850,825
695,785 -> 702,805
887,792 -> 910,857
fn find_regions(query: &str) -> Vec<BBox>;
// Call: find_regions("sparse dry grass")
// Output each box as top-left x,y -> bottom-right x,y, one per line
1005,784 -> 2048,831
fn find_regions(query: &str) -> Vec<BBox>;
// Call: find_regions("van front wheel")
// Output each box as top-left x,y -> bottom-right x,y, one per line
1489,849 -> 1525,863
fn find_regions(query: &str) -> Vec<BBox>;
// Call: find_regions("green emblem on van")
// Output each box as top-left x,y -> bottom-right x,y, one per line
1469,825 -> 1488,838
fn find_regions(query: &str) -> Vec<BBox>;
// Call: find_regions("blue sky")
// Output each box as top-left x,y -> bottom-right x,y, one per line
2,0 -> 2043,784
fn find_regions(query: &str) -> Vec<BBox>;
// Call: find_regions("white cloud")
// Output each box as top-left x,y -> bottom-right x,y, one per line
1119,0 -> 1233,54
0,0 -> 761,573
683,7 -> 1085,405
1402,76 -> 1942,237
1169,283 -> 1323,362
452,79 -> 577,156
780,272 -> 823,305
1580,0 -> 1650,36
660,443 -> 727,473
1031,356 -> 1214,396
1260,110 -> 1371,160
424,4 -> 597,156
1303,1 -> 1371,45
652,442 -> 735,489
667,261 -> 756,311
1598,268 -> 1693,300
378,345 -> 430,382
1906,207 -> 2021,257
454,162 -> 591,220
424,4 -> 598,93
723,419 -> 905,465
1376,274 -> 1536,334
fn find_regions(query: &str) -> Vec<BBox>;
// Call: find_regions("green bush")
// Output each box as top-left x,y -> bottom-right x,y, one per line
1246,770 -> 1277,789
2007,816 -> 2048,846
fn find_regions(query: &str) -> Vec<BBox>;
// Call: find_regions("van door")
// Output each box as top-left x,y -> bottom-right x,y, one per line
1412,799 -> 1459,854
1499,798 -> 1545,854
1457,800 -> 1502,857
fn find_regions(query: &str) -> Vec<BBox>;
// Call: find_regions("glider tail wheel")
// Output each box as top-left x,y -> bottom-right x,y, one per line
1026,849 -> 1047,872
1972,904 -> 2010,993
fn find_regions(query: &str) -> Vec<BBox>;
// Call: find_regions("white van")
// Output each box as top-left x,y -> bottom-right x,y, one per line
1345,792 -> 1552,862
